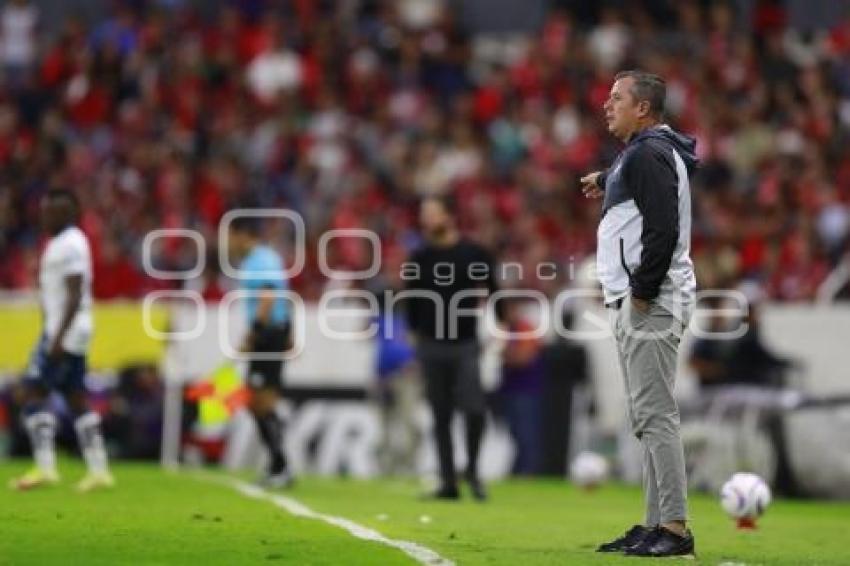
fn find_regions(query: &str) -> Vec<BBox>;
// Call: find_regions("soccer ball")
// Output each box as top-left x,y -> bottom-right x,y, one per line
570,451 -> 609,489
720,472 -> 772,523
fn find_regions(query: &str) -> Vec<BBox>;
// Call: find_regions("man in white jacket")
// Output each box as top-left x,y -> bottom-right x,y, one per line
582,70 -> 697,558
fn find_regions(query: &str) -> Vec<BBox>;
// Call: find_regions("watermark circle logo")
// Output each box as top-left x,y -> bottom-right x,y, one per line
317,229 -> 381,281
218,208 -> 306,280
218,289 -> 305,361
141,229 -> 206,280
142,290 -> 206,340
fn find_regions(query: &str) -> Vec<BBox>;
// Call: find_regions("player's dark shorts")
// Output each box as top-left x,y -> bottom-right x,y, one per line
246,324 -> 290,392
24,334 -> 87,396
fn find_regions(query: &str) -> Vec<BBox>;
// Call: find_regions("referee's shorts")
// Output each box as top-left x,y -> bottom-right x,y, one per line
246,323 -> 290,392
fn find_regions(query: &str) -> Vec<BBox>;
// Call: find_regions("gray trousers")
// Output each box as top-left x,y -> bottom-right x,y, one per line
609,296 -> 689,525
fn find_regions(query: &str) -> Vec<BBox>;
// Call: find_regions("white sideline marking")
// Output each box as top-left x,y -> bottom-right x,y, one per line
203,474 -> 454,566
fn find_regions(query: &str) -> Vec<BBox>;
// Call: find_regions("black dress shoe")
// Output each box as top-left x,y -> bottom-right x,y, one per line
596,525 -> 652,553
420,485 -> 460,501
625,526 -> 695,558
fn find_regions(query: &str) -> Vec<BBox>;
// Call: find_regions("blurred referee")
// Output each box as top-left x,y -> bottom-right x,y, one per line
405,195 -> 501,501
228,217 -> 293,488
582,71 -> 698,557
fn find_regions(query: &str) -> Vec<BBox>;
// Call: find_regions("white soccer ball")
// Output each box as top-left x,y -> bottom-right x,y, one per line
570,451 -> 610,488
720,472 -> 772,519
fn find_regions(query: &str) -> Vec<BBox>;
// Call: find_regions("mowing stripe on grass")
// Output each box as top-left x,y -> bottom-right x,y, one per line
197,473 -> 454,566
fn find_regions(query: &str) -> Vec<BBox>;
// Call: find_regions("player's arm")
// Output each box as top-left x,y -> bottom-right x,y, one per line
626,144 -> 679,310
49,274 -> 82,358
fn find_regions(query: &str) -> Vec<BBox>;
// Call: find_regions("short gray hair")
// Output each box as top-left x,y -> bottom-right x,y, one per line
614,70 -> 666,118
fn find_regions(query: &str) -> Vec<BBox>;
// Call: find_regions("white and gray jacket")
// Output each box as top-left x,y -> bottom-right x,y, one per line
596,124 -> 698,320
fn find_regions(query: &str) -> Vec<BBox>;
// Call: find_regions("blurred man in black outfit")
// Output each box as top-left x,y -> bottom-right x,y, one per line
404,195 -> 501,501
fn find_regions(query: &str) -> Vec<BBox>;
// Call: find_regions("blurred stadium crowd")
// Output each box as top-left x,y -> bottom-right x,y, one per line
1,0 -> 849,301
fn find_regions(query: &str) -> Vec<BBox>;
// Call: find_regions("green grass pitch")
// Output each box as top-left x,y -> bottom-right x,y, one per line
1,460 -> 848,565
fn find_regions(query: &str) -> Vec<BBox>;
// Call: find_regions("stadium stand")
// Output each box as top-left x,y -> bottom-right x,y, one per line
0,0 -> 848,302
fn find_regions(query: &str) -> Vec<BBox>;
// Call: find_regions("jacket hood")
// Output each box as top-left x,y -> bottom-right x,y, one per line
630,125 -> 698,173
